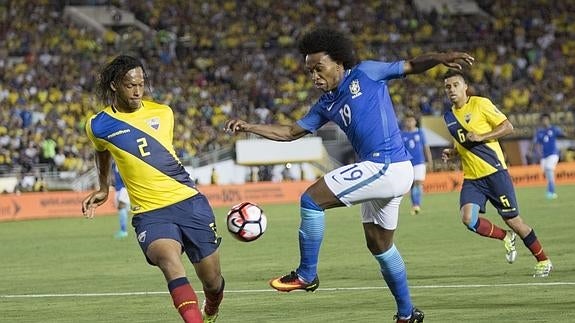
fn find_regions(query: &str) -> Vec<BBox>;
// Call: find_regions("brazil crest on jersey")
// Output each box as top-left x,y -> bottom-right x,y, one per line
86,100 -> 198,214
297,60 -> 411,164
443,96 -> 508,179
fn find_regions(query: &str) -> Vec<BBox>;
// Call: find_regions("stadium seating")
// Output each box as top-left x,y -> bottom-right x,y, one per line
0,0 -> 573,189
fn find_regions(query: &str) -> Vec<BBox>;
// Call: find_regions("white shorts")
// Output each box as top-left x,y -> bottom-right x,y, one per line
324,160 -> 413,230
412,163 -> 426,181
540,154 -> 559,171
115,187 -> 130,207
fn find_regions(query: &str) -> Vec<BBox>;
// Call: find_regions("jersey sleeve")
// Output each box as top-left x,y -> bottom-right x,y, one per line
479,97 -> 508,127
532,129 -> 540,143
296,102 -> 329,133
85,114 -> 107,152
419,128 -> 427,146
357,60 -> 405,81
554,126 -> 564,137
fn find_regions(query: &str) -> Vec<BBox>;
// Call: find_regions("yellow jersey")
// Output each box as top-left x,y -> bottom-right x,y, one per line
443,96 -> 508,179
86,100 -> 198,214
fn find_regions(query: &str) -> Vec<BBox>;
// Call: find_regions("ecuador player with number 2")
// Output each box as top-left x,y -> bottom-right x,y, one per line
82,55 -> 224,323
441,70 -> 552,278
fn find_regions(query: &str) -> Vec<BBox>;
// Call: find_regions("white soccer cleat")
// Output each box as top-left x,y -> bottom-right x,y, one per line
503,230 -> 517,264
533,259 -> 553,278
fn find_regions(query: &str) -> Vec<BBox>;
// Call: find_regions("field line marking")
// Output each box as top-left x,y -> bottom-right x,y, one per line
1,281 -> 574,298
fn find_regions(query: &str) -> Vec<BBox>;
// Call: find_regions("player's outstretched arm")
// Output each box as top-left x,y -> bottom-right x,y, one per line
404,52 -> 475,75
82,150 -> 112,218
224,119 -> 309,142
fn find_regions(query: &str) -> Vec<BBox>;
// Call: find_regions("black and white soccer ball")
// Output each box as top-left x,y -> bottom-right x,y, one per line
226,202 -> 267,242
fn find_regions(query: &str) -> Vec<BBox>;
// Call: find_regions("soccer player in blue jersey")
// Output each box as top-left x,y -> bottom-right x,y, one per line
112,161 -> 130,239
82,55 -> 224,323
401,115 -> 433,215
441,70 -> 552,278
531,113 -> 563,199
225,27 -> 474,323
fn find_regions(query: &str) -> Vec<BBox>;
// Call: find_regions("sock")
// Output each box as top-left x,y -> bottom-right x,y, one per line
522,230 -> 548,262
203,277 -> 225,316
465,205 -> 506,240
168,277 -> 202,323
544,169 -> 555,194
296,193 -> 325,283
471,217 -> 507,240
375,245 -> 413,319
411,184 -> 422,207
119,207 -> 128,232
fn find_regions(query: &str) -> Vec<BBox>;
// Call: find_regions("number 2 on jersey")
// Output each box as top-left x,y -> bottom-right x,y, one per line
137,138 -> 151,157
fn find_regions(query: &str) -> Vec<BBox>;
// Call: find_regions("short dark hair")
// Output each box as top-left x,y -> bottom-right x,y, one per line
298,27 -> 358,69
96,55 -> 147,104
442,69 -> 468,83
540,113 -> 551,120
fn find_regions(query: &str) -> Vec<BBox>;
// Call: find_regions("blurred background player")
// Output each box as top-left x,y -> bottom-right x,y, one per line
82,55 -> 224,322
401,115 -> 433,215
112,161 -> 130,239
530,113 -> 564,199
225,27 -> 474,323
441,70 -> 552,278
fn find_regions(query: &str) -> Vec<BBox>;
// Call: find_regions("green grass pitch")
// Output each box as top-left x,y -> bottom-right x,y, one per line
1,185 -> 574,322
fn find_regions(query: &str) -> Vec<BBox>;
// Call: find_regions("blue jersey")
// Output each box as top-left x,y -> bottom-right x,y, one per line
402,128 -> 427,166
533,126 -> 562,157
112,162 -> 125,192
297,60 -> 410,164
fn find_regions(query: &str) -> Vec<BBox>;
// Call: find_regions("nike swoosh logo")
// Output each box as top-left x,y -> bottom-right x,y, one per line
327,102 -> 335,111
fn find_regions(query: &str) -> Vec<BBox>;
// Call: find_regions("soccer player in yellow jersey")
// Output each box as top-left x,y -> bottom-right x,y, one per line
441,70 -> 552,277
82,55 -> 224,322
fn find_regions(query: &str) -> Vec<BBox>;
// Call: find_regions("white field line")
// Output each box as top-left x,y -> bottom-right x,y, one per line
1,281 -> 574,299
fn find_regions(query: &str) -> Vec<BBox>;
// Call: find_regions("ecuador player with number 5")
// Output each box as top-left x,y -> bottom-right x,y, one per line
441,70 -> 552,278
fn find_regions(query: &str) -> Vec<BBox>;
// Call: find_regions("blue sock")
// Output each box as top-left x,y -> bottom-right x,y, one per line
411,185 -> 422,206
296,193 -> 324,282
545,169 -> 555,193
119,207 -> 128,232
375,245 -> 413,318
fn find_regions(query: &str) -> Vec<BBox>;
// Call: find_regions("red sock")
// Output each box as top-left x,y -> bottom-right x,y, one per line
522,230 -> 548,262
474,217 -> 506,240
168,277 -> 202,323
203,277 -> 225,316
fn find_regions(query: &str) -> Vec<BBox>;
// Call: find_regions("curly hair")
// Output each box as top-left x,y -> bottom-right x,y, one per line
96,55 -> 147,104
297,27 -> 358,69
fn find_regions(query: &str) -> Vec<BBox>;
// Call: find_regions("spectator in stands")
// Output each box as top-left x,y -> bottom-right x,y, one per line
40,134 -> 57,171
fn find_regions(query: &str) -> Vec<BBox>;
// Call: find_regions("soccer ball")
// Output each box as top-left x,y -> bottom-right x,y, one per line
226,202 -> 267,242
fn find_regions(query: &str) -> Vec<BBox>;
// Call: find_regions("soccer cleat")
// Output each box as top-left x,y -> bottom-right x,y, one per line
533,259 -> 553,278
394,307 -> 425,323
269,271 -> 319,292
201,300 -> 219,323
503,230 -> 517,264
410,206 -> 421,215
546,192 -> 558,200
114,231 -> 128,239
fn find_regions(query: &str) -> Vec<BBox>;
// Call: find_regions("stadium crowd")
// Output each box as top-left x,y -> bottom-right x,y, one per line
0,0 -> 573,184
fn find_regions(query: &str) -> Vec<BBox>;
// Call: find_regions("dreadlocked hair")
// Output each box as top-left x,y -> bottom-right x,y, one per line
96,55 -> 147,105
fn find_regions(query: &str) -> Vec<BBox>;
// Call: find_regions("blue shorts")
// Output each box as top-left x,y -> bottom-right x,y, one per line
131,194 -> 221,265
460,170 -> 519,218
